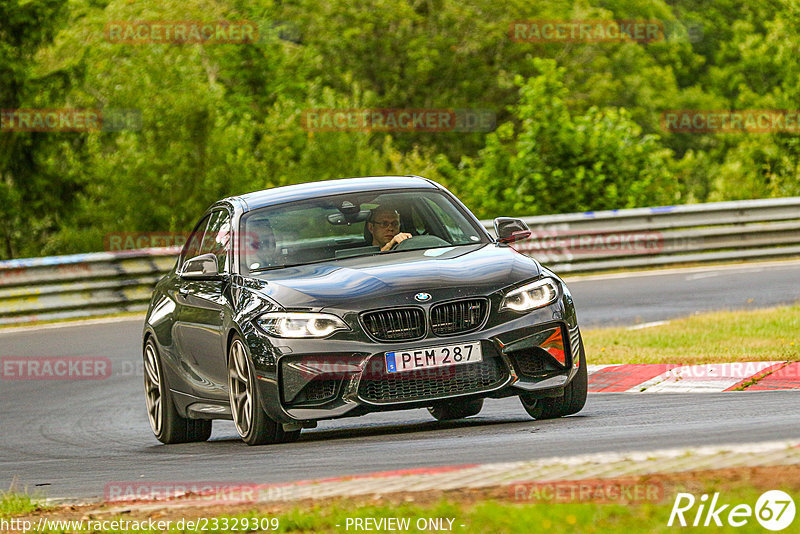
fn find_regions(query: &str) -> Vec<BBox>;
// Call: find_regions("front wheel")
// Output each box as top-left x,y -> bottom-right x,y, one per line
428,398 -> 484,421
520,343 -> 588,420
228,335 -> 300,446
143,338 -> 212,444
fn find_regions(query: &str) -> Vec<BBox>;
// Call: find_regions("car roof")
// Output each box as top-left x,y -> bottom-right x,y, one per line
229,176 -> 440,211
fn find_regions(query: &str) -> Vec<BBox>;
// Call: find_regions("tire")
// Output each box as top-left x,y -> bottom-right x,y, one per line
228,335 -> 300,446
428,398 -> 484,421
143,338 -> 212,444
520,342 -> 588,420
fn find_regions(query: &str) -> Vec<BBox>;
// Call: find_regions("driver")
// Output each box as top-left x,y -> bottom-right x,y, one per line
367,206 -> 411,251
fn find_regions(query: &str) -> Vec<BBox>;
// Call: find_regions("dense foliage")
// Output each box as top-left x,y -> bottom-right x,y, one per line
2,0 -> 798,259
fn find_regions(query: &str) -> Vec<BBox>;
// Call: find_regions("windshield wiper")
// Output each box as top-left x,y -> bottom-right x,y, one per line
248,253 -> 379,273
248,242 -> 483,273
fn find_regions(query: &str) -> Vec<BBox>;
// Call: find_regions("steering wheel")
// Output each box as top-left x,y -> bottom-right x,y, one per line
392,234 -> 450,251
389,235 -> 412,251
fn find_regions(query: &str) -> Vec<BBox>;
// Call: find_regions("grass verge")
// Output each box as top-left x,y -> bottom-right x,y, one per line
583,305 -> 800,365
0,489 -> 45,517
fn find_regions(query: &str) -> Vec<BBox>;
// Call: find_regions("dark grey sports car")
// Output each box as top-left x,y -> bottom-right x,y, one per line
142,176 -> 587,445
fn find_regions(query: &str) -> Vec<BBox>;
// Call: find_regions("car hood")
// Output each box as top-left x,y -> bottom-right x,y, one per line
248,244 -> 541,310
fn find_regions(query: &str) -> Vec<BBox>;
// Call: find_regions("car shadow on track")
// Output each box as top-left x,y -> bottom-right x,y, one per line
198,415 -> 589,446
296,417 -> 535,442
139,412 -> 592,454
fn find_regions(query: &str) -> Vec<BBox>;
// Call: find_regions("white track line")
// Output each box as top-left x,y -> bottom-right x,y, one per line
0,314 -> 145,335
564,258 -> 800,282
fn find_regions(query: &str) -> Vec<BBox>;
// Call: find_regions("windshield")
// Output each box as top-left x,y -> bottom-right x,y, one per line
238,189 -> 487,273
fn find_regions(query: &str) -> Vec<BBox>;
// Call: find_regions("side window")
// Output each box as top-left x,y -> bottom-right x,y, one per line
179,214 -> 211,268
200,210 -> 232,273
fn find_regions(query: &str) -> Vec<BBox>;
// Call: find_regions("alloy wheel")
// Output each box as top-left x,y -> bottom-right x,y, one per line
143,343 -> 162,435
228,339 -> 253,437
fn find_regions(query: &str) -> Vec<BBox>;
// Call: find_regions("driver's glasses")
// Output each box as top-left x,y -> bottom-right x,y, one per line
371,220 -> 400,230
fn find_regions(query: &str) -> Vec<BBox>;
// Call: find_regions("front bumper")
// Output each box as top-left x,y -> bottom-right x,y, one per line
245,290 -> 583,424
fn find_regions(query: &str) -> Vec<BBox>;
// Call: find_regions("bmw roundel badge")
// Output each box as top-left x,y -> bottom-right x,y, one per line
414,292 -> 432,302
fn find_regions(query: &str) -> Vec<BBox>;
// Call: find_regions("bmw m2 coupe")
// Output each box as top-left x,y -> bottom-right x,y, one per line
142,176 -> 587,445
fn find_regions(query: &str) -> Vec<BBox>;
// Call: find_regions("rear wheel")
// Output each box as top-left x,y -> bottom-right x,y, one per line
428,398 -> 484,421
228,335 -> 300,446
520,343 -> 588,420
143,338 -> 212,444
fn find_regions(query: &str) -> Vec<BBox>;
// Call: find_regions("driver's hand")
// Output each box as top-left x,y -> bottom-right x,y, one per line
382,232 -> 412,251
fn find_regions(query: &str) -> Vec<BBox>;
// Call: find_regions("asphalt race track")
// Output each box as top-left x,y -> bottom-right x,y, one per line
1,261 -> 799,500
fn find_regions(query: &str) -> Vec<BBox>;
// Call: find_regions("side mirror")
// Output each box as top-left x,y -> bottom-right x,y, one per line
494,217 -> 531,244
180,253 -> 221,279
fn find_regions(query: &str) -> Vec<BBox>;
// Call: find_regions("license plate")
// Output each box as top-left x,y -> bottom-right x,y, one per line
385,341 -> 482,373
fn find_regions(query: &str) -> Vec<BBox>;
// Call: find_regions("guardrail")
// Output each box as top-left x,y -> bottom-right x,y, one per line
1,196 -> 799,325
504,196 -> 800,273
0,250 -> 177,325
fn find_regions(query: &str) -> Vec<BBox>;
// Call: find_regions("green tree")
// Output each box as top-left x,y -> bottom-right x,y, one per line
0,0 -> 71,258
449,59 -> 677,218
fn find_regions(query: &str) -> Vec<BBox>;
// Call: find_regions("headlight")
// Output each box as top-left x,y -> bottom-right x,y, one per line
256,312 -> 349,338
500,278 -> 559,312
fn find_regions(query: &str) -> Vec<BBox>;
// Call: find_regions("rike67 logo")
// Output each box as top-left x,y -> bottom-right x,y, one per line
668,490 -> 796,531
